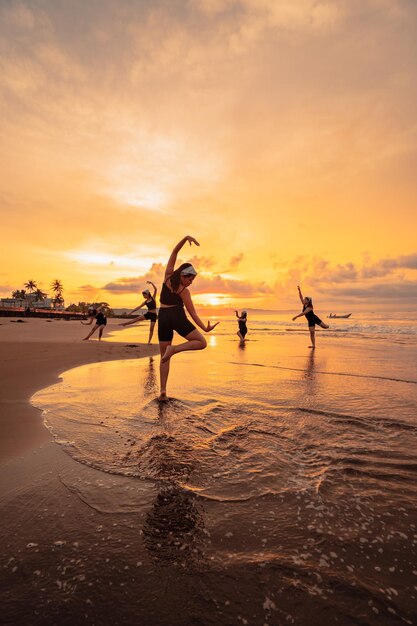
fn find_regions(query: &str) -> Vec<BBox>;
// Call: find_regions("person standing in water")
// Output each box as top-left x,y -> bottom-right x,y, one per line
158,235 -> 219,401
119,281 -> 158,343
235,310 -> 248,344
292,285 -> 329,349
82,304 -> 108,341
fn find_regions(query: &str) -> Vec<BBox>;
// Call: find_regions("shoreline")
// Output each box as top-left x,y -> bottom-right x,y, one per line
0,318 -> 158,463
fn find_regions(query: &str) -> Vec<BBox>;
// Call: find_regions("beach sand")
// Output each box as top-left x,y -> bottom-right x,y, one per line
1,318 -> 416,625
0,318 -> 165,624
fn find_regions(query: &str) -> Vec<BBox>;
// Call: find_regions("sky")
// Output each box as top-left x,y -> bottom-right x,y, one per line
1,0 -> 416,311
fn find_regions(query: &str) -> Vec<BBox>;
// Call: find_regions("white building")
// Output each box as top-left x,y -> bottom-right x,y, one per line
1,297 -> 64,310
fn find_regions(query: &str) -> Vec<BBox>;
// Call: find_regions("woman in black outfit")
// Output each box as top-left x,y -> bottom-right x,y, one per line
82,304 -> 108,341
158,235 -> 219,401
119,281 -> 158,343
292,285 -> 329,349
235,310 -> 248,344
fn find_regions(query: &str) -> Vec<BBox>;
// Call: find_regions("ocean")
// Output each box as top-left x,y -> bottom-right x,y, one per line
31,310 -> 417,625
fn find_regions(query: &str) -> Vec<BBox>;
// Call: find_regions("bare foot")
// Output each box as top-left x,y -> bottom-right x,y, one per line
83,338 -> 89,341
308,345 -> 315,349
158,391 -> 168,402
161,345 -> 175,363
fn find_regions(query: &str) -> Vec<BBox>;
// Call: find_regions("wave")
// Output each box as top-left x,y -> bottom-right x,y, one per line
230,361 -> 417,385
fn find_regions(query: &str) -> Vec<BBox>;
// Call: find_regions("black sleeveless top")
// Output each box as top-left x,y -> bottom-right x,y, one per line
303,304 -> 315,324
95,311 -> 106,324
160,282 -> 185,307
145,297 -> 156,310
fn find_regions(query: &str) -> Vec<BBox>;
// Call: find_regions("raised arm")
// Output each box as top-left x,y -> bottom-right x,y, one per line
297,285 -> 304,305
181,289 -> 219,333
164,236 -> 200,279
146,281 -> 157,299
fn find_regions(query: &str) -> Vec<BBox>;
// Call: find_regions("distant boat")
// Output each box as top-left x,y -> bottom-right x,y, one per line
328,313 -> 352,319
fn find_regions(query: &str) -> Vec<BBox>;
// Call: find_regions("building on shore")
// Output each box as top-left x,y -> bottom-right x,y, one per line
0,297 -> 64,310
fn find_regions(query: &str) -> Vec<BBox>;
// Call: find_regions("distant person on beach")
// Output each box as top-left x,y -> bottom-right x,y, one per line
292,285 -> 329,349
81,304 -> 108,341
119,281 -> 158,343
158,235 -> 219,401
235,310 -> 248,344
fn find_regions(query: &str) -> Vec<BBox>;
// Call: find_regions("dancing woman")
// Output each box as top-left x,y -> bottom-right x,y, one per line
82,304 -> 108,341
235,310 -> 248,344
119,281 -> 158,343
292,285 -> 329,348
158,235 -> 219,401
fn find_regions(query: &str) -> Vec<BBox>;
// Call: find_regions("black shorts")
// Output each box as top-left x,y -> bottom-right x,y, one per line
158,306 -> 196,342
96,316 -> 107,326
144,311 -> 157,322
308,315 -> 322,328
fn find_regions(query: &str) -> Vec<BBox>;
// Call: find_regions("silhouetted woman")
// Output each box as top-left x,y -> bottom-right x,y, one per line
158,236 -> 219,401
82,304 -> 108,341
235,310 -> 248,344
292,285 -> 329,348
119,281 -> 158,343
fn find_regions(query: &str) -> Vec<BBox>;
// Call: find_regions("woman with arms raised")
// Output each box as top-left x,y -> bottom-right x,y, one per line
158,236 -> 219,401
292,285 -> 329,349
119,281 -> 158,344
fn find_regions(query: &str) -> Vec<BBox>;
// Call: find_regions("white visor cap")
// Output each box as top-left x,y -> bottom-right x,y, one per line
181,265 -> 198,276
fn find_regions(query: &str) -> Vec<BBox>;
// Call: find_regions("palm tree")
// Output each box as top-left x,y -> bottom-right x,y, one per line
24,280 -> 37,293
12,289 -> 27,299
51,279 -> 63,297
33,288 -> 47,302
51,279 -> 64,308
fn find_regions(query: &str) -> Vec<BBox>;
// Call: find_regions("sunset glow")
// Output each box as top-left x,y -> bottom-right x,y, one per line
1,0 -> 416,311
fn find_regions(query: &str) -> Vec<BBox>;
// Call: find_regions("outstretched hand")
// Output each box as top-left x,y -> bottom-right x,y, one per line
206,321 -> 219,332
292,316 -> 297,321
186,236 -> 200,247
297,285 -> 301,291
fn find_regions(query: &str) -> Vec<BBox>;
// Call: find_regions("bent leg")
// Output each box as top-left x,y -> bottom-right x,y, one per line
161,329 -> 207,363
319,321 -> 329,329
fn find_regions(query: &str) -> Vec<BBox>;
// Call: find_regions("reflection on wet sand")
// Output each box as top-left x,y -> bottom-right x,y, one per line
143,483 -> 205,567
142,398 -> 206,567
142,357 -> 158,398
304,350 -> 316,381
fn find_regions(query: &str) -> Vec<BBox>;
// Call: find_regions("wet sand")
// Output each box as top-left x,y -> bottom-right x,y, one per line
0,318 -> 162,624
0,318 -> 158,460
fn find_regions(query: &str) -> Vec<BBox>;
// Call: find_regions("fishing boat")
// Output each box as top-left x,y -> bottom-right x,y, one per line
328,313 -> 352,319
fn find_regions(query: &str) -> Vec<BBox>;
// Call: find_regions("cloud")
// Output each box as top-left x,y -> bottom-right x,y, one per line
101,261 -> 272,298
0,284 -> 13,296
272,252 -> 417,305
327,281 -> 417,301
227,253 -> 244,271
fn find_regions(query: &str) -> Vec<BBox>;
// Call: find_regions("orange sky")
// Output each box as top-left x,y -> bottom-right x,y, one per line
1,0 -> 416,310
